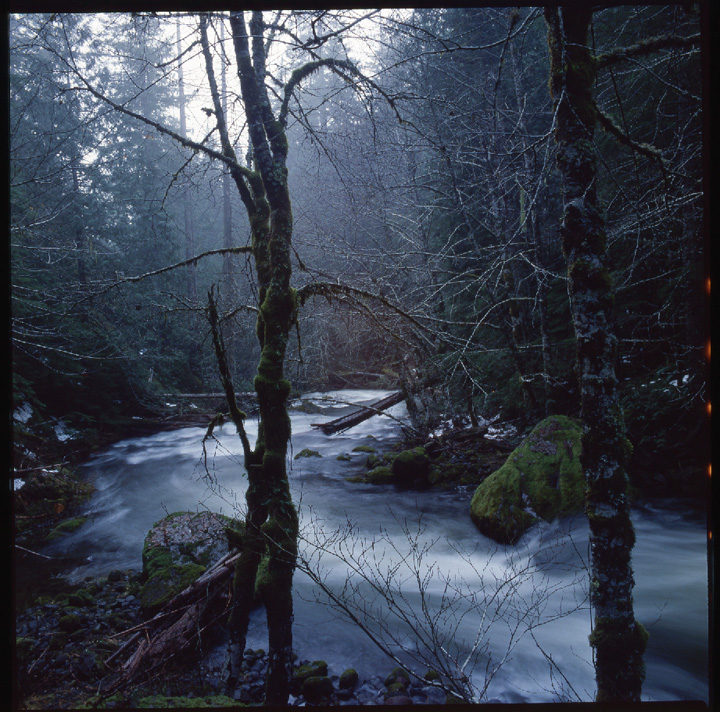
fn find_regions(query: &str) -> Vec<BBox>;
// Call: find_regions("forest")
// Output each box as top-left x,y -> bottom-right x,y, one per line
10,7 -> 709,710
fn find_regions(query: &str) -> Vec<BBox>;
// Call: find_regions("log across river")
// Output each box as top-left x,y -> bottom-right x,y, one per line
311,390 -> 405,434
37,390 -> 709,704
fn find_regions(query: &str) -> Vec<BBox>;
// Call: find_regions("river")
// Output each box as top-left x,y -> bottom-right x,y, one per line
38,390 -> 709,704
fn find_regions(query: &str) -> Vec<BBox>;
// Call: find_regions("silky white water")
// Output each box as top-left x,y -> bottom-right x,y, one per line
40,390 -> 709,703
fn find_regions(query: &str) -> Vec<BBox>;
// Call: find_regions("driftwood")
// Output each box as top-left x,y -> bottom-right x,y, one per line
311,391 -> 405,435
102,550 -> 240,695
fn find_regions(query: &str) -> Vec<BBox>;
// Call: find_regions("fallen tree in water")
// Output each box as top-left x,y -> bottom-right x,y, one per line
311,391 -> 405,435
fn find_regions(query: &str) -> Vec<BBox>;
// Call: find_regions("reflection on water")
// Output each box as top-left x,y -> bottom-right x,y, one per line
36,391 -> 709,703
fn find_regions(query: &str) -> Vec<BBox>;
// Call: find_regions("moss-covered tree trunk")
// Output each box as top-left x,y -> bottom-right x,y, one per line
545,7 -> 647,702
223,11 -> 300,706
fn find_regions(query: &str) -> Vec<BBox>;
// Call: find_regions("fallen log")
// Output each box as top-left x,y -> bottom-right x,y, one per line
311,391 -> 405,435
102,550 -> 240,694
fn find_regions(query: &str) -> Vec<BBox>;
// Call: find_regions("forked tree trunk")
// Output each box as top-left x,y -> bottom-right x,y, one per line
545,6 -> 647,702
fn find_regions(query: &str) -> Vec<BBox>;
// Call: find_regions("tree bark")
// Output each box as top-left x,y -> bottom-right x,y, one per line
545,6 -> 647,702
225,11 -> 299,705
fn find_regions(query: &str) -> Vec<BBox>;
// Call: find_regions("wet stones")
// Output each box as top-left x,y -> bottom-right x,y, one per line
15,569 -> 144,709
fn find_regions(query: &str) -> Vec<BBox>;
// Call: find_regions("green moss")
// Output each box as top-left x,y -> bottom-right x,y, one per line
301,675 -> 335,704
139,561 -> 206,613
68,590 -> 94,607
590,617 -> 649,702
392,447 -> 431,487
293,660 -> 328,684
16,637 -> 36,663
140,541 -> 207,613
365,466 -> 395,485
294,448 -> 321,459
384,682 -> 408,698
352,444 -> 376,453
384,666 -> 411,687
336,453 -> 351,461
470,415 -> 583,544
339,668 -> 359,690
49,516 -> 88,537
136,695 -> 241,708
225,522 -> 245,550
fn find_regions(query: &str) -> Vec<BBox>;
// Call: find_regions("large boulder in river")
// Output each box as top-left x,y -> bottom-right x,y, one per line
470,415 -> 584,544
139,510 -> 233,614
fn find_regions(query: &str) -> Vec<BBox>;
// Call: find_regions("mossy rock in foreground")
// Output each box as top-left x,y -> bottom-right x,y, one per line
139,511 -> 231,614
470,415 -> 584,544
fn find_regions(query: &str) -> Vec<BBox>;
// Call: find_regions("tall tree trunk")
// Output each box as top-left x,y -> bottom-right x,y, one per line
545,6 -> 647,702
220,20 -> 238,381
225,12 -> 298,705
177,19 -> 198,304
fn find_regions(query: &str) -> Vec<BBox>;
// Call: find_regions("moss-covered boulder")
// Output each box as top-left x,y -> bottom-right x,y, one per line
139,511 -> 231,615
392,447 -> 430,487
364,466 -> 395,485
293,660 -> 328,685
294,448 -> 322,459
301,675 -> 335,704
339,668 -> 359,690
470,415 -> 584,544
384,666 -> 411,688
352,444 -> 377,454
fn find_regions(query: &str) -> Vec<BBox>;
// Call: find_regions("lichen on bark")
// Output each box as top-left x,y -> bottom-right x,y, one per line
545,6 -> 646,702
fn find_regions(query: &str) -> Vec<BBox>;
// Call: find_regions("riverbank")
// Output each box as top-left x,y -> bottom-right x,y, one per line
12,394 -> 709,707
15,567 -> 459,709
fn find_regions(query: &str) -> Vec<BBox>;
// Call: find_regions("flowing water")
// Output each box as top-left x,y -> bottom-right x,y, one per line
37,390 -> 709,703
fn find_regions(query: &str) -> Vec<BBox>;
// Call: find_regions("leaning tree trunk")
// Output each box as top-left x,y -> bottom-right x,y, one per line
545,6 -> 647,702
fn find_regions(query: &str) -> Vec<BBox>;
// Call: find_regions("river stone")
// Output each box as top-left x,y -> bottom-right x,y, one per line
139,510 -> 232,614
391,447 -> 430,487
301,675 -> 335,704
339,668 -> 359,690
293,659 -> 329,685
469,415 -> 584,544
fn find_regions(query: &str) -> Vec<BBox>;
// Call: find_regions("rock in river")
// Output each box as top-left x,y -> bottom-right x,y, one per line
469,415 -> 584,544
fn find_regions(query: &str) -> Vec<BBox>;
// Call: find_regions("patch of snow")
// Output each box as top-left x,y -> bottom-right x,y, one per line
13,478 -> 25,491
53,419 -> 79,442
14,403 -> 33,424
487,422 -> 517,441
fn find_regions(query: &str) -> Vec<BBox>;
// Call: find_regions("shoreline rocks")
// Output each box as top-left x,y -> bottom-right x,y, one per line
16,569 -> 458,709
